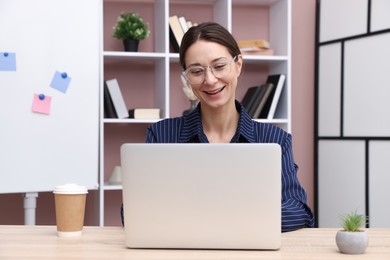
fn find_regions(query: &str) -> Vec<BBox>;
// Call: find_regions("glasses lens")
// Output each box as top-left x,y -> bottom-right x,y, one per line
185,67 -> 205,84
211,62 -> 230,78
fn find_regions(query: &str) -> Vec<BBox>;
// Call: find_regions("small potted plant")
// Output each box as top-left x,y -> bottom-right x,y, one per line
112,12 -> 150,52
335,210 -> 368,254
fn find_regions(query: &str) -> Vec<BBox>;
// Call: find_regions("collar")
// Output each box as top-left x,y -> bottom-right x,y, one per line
178,100 -> 257,143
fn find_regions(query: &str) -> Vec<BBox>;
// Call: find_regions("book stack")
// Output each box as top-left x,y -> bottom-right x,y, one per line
104,79 -> 161,119
242,83 -> 274,118
260,74 -> 286,119
241,74 -> 286,119
237,39 -> 274,56
169,15 -> 196,53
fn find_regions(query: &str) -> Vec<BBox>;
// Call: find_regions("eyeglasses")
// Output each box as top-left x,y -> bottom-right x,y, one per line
182,56 -> 238,84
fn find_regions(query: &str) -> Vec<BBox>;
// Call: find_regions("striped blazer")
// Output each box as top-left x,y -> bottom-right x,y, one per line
122,100 -> 315,231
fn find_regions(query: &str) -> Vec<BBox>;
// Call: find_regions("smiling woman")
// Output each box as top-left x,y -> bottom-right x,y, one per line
120,22 -> 315,232
179,40 -> 242,118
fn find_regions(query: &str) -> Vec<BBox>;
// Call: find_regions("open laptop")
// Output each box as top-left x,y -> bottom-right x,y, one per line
120,143 -> 281,250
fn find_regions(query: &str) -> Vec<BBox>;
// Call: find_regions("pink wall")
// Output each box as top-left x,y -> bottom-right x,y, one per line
291,0 -> 316,210
0,1 -> 317,226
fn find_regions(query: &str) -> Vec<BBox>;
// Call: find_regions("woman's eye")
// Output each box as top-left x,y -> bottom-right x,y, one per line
189,69 -> 204,76
213,64 -> 227,71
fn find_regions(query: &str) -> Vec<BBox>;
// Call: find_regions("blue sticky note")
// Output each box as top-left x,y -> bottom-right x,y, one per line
50,71 -> 72,93
0,52 -> 16,71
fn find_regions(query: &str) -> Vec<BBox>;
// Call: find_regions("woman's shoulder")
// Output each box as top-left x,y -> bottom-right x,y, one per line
236,100 -> 290,144
252,120 -> 290,143
145,116 -> 185,143
147,112 -> 201,143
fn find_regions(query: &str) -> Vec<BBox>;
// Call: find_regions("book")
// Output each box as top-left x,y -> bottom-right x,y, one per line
241,85 -> 263,114
186,20 -> 193,28
103,83 -> 117,118
128,108 -> 160,119
259,74 -> 286,119
105,79 -> 129,119
240,48 -> 274,56
178,16 -> 189,33
238,39 -> 273,56
169,15 -> 185,53
246,84 -> 269,117
237,39 -> 270,49
250,83 -> 275,118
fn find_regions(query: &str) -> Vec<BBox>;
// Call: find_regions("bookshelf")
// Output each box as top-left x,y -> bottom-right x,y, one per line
99,0 -> 291,226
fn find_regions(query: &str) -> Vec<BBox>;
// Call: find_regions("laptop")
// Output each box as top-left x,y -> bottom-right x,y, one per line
120,143 -> 281,250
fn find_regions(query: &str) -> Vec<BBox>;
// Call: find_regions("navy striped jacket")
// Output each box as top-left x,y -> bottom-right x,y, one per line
121,100 -> 315,231
121,101 -> 314,232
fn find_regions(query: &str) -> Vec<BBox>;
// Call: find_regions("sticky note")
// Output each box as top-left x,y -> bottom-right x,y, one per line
50,71 -> 71,93
32,93 -> 52,115
0,52 -> 16,71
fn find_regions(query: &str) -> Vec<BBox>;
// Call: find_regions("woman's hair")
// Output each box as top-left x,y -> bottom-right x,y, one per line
179,22 -> 241,70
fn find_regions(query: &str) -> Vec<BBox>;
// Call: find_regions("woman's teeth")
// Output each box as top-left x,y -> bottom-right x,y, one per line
205,86 -> 225,95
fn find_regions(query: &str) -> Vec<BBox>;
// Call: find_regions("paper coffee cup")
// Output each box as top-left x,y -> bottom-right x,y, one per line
53,183 -> 88,237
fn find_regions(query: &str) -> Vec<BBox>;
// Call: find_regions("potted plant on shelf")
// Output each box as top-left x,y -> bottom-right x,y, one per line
112,12 -> 150,52
335,210 -> 368,254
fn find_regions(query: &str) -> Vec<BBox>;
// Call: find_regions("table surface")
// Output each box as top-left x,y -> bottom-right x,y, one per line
0,226 -> 389,259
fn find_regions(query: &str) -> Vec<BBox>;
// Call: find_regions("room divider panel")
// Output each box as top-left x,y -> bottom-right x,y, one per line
315,0 -> 390,227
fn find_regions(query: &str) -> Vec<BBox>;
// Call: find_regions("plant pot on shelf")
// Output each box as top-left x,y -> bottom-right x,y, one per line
123,39 -> 139,52
336,230 -> 368,254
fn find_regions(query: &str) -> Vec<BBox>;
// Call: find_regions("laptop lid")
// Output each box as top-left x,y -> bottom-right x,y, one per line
120,143 -> 281,250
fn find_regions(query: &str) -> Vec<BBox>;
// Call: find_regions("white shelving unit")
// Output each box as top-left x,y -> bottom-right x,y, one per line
99,0 -> 291,226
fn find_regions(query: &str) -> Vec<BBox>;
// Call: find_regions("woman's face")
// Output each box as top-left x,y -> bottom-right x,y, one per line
184,40 -> 242,110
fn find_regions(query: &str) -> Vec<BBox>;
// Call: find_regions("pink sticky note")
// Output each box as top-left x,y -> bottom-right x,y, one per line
32,93 -> 52,115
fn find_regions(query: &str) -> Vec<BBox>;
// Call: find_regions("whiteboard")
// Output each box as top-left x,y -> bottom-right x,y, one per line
0,0 -> 100,193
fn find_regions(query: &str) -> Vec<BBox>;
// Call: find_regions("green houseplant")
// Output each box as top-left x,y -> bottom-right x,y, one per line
335,211 -> 368,254
112,12 -> 150,52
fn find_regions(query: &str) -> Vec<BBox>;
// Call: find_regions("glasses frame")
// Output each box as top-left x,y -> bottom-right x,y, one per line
182,55 -> 238,85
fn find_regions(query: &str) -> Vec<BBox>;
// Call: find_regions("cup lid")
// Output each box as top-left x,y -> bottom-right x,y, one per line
53,183 -> 88,194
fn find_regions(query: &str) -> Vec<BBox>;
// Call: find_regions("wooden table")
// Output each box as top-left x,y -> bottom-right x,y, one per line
0,226 -> 389,259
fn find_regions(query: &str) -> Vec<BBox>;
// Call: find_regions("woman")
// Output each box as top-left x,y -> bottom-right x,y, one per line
123,22 -> 315,232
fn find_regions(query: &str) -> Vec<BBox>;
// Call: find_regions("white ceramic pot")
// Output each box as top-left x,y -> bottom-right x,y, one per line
335,230 -> 368,254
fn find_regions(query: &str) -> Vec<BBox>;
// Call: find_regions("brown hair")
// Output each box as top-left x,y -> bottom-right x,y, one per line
179,22 -> 241,70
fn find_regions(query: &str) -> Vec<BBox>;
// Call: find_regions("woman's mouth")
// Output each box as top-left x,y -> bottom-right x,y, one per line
204,86 -> 225,95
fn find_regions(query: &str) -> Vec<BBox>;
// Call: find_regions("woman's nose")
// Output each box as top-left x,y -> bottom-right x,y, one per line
203,67 -> 218,84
